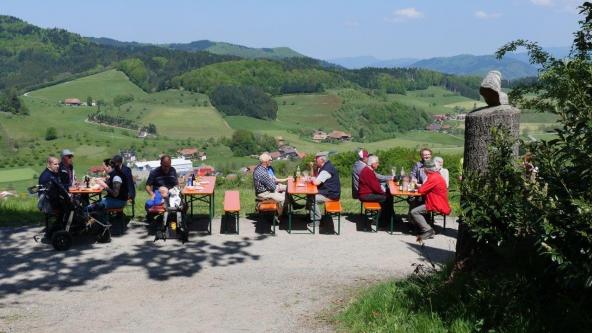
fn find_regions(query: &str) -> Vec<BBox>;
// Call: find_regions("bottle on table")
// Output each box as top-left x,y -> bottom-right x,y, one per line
191,173 -> 195,186
296,165 -> 301,180
399,166 -> 406,182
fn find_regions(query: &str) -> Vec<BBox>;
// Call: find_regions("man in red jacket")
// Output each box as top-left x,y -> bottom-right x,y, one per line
410,159 -> 451,241
358,155 -> 393,229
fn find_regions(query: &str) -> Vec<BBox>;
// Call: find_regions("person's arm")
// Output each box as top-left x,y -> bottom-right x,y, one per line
146,171 -> 155,198
375,171 -> 392,183
418,176 -> 436,195
106,179 -> 122,197
313,170 -> 331,186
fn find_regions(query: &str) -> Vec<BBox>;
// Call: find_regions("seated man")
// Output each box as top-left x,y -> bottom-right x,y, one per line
358,155 -> 393,228
86,155 -> 130,220
253,153 -> 288,215
352,149 -> 392,199
309,152 -> 341,227
409,159 -> 451,241
39,156 -> 60,191
145,155 -> 178,210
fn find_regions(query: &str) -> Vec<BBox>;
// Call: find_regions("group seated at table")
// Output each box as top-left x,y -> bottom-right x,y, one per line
85,155 -> 132,221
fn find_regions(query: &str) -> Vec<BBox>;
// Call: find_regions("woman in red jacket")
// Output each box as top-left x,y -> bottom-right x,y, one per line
410,159 -> 451,241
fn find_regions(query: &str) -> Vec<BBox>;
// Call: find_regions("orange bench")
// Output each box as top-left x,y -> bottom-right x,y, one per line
255,199 -> 278,234
362,201 -> 382,232
223,191 -> 241,234
324,200 -> 342,235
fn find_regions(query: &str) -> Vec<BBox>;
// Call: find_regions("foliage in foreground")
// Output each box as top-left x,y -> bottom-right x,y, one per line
336,264 -> 592,333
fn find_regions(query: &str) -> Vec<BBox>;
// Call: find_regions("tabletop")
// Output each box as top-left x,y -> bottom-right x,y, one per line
287,177 -> 318,195
181,176 -> 216,195
388,180 -> 423,197
69,187 -> 102,195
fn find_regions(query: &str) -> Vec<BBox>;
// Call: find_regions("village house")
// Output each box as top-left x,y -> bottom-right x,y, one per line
312,130 -> 327,142
64,98 -> 81,106
327,130 -> 352,142
432,114 -> 447,122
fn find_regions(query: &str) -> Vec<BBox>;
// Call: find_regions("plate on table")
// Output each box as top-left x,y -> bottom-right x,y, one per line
185,185 -> 204,190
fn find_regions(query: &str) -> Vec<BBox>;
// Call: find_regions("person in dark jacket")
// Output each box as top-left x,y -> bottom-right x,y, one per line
58,149 -> 76,188
39,156 -> 60,191
309,152 -> 340,226
86,155 -> 130,220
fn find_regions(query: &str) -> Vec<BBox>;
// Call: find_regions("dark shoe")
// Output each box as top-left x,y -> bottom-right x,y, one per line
417,229 -> 435,241
292,202 -> 305,210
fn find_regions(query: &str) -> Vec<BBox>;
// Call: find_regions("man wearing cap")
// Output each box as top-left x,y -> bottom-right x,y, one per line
409,159 -> 451,241
58,149 -> 76,188
253,153 -> 288,215
87,155 -> 131,219
309,152 -> 341,227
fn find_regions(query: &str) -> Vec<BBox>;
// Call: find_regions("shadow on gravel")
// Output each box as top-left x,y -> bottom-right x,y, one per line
0,226 -> 263,297
405,242 -> 455,266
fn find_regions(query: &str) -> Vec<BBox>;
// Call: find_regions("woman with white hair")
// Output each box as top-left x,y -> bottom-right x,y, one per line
433,156 -> 449,188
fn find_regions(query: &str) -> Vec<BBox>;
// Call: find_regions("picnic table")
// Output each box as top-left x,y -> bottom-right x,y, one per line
69,186 -> 102,204
182,176 -> 216,234
287,177 -> 318,234
387,180 -> 423,232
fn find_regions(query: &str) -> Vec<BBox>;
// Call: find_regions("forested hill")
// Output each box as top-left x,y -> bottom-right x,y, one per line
0,15 -> 236,93
87,37 -> 305,60
411,54 -> 538,80
0,14 -> 483,101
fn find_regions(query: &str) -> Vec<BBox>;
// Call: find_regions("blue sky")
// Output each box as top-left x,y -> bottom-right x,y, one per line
1,0 -> 582,59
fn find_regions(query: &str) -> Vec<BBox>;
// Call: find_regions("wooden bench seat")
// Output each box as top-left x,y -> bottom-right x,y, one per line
223,191 -> 240,234
324,200 -> 342,235
362,201 -> 382,233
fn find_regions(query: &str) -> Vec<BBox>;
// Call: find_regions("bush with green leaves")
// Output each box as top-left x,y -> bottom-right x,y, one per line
462,3 -> 592,288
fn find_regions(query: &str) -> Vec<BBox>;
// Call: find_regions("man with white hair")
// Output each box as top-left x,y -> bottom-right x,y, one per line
309,152 -> 341,227
433,156 -> 449,188
358,155 -> 395,229
253,153 -> 289,215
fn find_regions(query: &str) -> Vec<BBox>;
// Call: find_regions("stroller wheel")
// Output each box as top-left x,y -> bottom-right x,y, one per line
51,231 -> 72,251
96,228 -> 111,243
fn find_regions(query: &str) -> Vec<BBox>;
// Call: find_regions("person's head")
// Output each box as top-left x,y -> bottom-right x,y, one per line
61,149 -> 74,166
523,152 -> 534,163
367,155 -> 379,170
358,149 -> 369,163
315,152 -> 328,168
158,186 -> 169,198
423,159 -> 438,174
433,156 -> 444,170
259,153 -> 272,167
401,175 -> 411,183
111,155 -> 123,171
160,155 -> 172,173
46,156 -> 59,173
103,158 -> 113,174
419,148 -> 432,162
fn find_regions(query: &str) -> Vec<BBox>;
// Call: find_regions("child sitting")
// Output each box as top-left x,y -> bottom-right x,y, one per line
145,186 -> 168,210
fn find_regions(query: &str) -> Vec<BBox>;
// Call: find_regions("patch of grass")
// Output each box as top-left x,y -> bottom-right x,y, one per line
0,168 -> 37,182
0,195 -> 42,227
335,264 -> 592,332
27,69 -> 147,102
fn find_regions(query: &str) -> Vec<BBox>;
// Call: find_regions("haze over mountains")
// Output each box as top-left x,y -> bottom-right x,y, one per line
328,47 -> 570,80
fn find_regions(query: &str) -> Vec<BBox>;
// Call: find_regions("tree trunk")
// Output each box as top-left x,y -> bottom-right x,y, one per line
454,105 -> 520,270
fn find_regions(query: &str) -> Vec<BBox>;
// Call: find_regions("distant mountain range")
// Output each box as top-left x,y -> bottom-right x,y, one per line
328,47 -> 571,80
87,37 -> 304,60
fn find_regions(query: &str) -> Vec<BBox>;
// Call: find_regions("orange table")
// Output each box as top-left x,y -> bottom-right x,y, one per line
69,187 -> 102,204
287,177 -> 318,234
182,176 -> 216,234
388,180 -> 423,232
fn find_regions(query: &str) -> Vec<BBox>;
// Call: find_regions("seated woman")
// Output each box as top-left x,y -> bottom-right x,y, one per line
358,155 -> 393,227
86,155 -> 130,220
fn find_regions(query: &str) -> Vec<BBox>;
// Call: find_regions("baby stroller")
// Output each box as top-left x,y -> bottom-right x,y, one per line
154,187 -> 189,243
30,178 -> 111,251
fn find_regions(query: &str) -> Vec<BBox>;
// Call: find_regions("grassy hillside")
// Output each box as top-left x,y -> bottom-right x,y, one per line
27,69 -> 147,102
168,40 -> 304,59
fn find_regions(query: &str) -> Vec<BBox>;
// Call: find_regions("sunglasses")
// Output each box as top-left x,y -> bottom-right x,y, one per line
65,155 -> 73,159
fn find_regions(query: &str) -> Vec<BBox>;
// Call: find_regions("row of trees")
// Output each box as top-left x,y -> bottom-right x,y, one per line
209,85 -> 278,120
224,129 -> 277,156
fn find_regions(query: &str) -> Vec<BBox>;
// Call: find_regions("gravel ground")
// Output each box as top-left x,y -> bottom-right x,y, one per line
0,214 -> 457,333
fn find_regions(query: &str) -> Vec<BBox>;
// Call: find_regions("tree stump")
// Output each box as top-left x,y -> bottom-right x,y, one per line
454,104 -> 520,269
